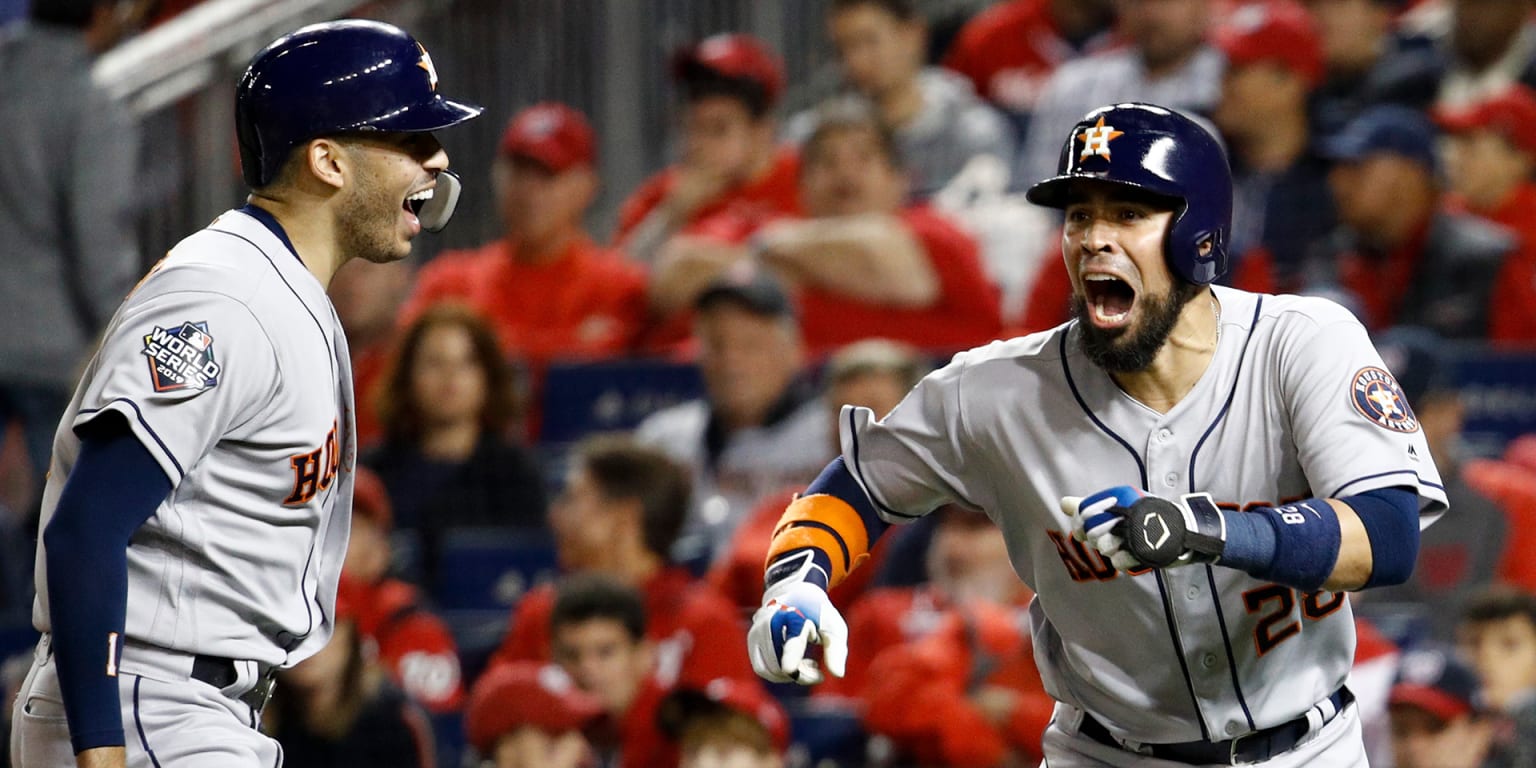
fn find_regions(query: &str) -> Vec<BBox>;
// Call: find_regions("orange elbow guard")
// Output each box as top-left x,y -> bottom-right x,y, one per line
765,494 -> 872,587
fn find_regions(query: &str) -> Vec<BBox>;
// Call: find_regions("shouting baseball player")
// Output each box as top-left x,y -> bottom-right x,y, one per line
749,102 -> 1446,767
8,20 -> 480,768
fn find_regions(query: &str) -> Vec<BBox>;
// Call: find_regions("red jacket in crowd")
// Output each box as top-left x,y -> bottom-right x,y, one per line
344,577 -> 465,714
488,567 -> 755,689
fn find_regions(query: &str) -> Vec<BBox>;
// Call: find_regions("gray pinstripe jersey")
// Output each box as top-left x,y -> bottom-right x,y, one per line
30,208 -> 354,669
839,285 -> 1447,743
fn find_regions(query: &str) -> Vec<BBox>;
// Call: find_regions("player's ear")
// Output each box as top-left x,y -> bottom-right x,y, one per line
304,137 -> 350,191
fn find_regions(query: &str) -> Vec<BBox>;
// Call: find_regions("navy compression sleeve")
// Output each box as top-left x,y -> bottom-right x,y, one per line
43,413 -> 171,753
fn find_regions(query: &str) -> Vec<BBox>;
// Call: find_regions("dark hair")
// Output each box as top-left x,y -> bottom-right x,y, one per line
801,100 -> 904,171
30,0 -> 113,27
1461,585 -> 1536,629
830,0 -> 922,22
678,68 -> 774,121
376,302 -> 522,443
573,434 -> 692,558
550,573 -> 647,641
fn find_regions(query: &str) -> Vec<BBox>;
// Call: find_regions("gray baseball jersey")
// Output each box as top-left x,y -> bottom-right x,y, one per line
30,207 -> 355,668
839,285 -> 1447,744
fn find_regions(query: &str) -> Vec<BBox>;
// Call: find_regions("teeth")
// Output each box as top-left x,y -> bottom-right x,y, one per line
1093,303 -> 1129,323
1085,274 -> 1119,282
407,189 -> 433,202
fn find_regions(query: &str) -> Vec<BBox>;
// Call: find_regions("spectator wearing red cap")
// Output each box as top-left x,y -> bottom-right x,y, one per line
1211,0 -> 1337,295
618,34 -> 799,261
655,103 -> 1003,354
397,102 -> 648,383
1388,648 -> 1494,768
658,677 -> 790,768
546,574 -> 678,768
788,0 -> 1017,200
1438,86 -> 1536,343
487,435 -> 757,690
341,467 -> 464,714
942,0 -> 1116,138
267,580 -> 437,768
464,662 -> 604,768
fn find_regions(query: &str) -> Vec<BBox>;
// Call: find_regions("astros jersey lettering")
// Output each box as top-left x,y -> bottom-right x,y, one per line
31,208 -> 355,668
838,285 -> 1447,743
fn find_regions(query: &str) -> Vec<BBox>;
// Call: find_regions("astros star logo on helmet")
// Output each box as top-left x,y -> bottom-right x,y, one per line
416,43 -> 438,90
1078,116 -> 1124,161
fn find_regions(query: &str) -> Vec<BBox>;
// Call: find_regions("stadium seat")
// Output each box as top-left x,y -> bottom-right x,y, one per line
784,697 -> 868,767
539,357 -> 704,445
432,527 -> 558,612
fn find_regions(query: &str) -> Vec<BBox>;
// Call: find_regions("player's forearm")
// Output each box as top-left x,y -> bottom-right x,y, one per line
760,215 -> 939,307
763,458 -> 889,592
1320,500 -> 1373,592
75,746 -> 127,768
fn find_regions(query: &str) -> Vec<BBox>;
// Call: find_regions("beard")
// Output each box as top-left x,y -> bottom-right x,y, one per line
337,153 -> 410,265
1073,280 -> 1205,373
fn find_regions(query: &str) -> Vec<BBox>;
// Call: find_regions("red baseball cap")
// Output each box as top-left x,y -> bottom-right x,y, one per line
351,466 -> 391,530
465,662 -> 606,755
498,102 -> 596,172
1435,86 -> 1536,156
658,677 -> 790,753
1214,0 -> 1325,87
672,33 -> 785,106
1389,649 -> 1479,723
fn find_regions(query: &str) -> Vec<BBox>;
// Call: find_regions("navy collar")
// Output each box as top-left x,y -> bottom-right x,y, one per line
239,204 -> 303,266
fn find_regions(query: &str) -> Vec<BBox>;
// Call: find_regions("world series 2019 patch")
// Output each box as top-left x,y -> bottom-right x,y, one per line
142,321 -> 222,392
1350,366 -> 1419,433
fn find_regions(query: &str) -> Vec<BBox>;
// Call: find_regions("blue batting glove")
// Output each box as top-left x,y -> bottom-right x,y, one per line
1062,486 -> 1146,571
748,580 -> 848,685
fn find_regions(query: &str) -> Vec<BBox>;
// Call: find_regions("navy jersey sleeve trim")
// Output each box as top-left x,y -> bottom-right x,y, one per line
805,456 -> 892,542
78,399 -> 184,479
1329,470 -> 1445,502
844,409 -> 922,521
44,414 -> 173,753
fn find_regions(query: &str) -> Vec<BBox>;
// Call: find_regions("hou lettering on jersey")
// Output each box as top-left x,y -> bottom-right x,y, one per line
141,321 -> 223,392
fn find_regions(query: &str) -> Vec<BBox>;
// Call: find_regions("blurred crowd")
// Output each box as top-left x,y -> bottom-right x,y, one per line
5,0 -> 1536,766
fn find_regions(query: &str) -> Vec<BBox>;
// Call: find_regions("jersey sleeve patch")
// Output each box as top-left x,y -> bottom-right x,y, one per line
1350,366 -> 1419,433
141,321 -> 223,393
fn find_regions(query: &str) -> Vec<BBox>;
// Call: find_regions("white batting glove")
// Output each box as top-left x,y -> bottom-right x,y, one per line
1062,486 -> 1146,572
748,580 -> 848,685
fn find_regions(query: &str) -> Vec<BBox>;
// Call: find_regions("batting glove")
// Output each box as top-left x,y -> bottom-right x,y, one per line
748,580 -> 848,685
1063,486 -> 1144,571
1064,487 -> 1228,571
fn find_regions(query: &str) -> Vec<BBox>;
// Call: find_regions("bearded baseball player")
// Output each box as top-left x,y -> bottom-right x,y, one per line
8,20 -> 479,768
749,102 -> 1446,767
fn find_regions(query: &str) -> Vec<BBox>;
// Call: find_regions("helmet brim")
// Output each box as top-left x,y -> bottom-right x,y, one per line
365,95 -> 484,134
1025,174 -> 1182,211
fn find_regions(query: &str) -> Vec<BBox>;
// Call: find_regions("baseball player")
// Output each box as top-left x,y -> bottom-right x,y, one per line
749,102 -> 1447,767
8,20 -> 479,768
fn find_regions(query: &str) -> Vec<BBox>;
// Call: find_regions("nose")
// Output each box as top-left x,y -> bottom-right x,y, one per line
1077,215 -> 1116,255
425,147 -> 449,173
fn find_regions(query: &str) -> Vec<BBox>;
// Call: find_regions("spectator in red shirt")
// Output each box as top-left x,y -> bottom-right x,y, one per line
330,257 -> 411,450
617,34 -> 800,263
340,467 -> 463,714
488,435 -> 755,689
657,677 -> 791,768
942,0 -> 1116,136
652,103 -> 1003,354
464,661 -> 604,768
1211,0 -> 1338,295
709,339 -> 931,615
1437,86 -> 1536,344
397,102 -> 647,372
548,574 -> 678,768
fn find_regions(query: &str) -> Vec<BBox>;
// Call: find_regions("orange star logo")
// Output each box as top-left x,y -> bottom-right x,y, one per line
1077,116 -> 1124,162
416,43 -> 438,90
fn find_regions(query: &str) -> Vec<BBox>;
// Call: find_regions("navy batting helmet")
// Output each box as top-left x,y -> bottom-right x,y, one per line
1026,103 -> 1233,285
235,20 -> 482,188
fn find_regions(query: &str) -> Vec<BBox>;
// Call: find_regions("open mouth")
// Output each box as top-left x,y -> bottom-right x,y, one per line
1083,273 -> 1136,327
404,188 -> 433,216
